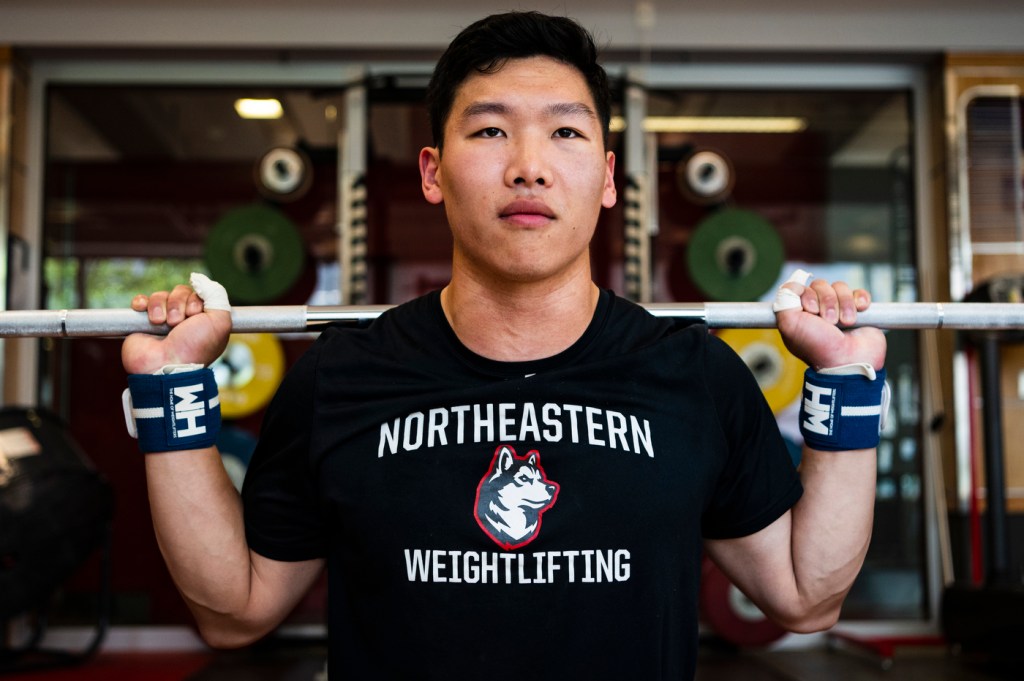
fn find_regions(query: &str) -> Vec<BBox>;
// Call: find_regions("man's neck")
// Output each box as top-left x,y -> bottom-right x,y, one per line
440,273 -> 601,363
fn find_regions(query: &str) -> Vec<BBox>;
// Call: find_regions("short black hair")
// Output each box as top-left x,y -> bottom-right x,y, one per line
425,11 -> 611,151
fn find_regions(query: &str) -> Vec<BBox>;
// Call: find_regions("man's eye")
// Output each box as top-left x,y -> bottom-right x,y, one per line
477,127 -> 503,138
554,128 -> 581,138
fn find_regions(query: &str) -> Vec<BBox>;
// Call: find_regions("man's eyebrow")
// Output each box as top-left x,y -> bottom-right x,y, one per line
547,102 -> 597,120
459,101 -> 511,120
458,101 -> 597,121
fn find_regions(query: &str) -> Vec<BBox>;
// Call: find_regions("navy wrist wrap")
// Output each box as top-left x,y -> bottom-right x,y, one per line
125,368 -> 221,452
799,367 -> 887,451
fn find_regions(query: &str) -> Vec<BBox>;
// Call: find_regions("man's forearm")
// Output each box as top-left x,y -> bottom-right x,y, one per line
144,447 -> 255,627
788,445 -> 876,626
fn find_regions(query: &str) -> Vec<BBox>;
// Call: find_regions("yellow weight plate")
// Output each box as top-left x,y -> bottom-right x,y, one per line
211,333 -> 285,419
718,328 -> 805,415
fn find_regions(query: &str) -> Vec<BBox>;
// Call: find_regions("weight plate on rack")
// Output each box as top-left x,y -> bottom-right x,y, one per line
686,208 -> 784,302
718,328 -> 804,414
211,332 -> 285,419
204,204 -> 306,304
256,146 -> 313,202
676,149 -> 735,205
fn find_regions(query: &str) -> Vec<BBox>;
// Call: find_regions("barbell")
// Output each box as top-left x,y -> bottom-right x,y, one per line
0,301 -> 1021,338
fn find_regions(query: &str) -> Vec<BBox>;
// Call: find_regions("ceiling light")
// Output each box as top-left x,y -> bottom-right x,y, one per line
609,115 -> 807,134
234,98 -> 283,120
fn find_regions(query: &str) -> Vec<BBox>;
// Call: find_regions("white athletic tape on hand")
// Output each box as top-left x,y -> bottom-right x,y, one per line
190,272 -> 232,312
772,269 -> 813,313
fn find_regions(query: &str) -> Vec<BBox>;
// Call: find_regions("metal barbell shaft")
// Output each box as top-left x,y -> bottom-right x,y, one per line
0,301 -> 1021,338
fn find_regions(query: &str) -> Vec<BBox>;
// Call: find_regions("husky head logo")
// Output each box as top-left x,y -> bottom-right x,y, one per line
474,445 -> 559,550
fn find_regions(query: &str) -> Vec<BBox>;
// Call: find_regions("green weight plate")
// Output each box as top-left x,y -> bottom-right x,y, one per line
204,204 -> 305,303
686,208 -> 784,301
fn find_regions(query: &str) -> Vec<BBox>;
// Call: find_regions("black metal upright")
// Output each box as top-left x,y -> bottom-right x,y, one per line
943,277 -> 1024,668
979,333 -> 1012,586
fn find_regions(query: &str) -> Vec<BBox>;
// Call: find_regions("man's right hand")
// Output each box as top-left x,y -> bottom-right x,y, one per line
121,283 -> 232,375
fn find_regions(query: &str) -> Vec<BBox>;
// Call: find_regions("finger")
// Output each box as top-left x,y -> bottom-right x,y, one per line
809,279 -> 839,324
147,291 -> 169,324
831,281 -> 857,326
131,294 -> 150,312
854,288 -> 871,312
772,269 -> 813,313
165,284 -> 194,325
189,272 -> 231,311
797,286 -> 820,315
185,291 -> 205,317
778,281 -> 807,309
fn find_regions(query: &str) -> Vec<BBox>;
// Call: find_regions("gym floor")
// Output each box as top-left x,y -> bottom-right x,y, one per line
1,639 -> 1017,681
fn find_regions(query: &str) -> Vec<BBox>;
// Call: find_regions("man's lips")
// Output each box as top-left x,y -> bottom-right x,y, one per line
499,199 -> 556,222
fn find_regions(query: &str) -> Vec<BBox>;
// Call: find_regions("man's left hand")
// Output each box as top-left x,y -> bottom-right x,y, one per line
773,275 -> 886,372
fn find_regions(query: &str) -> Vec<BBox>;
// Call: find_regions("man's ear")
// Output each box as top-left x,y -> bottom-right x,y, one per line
419,146 -> 444,205
602,150 -> 617,209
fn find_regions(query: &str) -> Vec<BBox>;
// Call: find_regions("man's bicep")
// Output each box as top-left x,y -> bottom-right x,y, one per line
247,553 -> 325,630
193,553 -> 324,648
703,509 -> 800,624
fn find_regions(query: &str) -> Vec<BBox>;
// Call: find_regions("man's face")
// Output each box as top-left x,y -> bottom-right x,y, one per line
419,56 -> 617,288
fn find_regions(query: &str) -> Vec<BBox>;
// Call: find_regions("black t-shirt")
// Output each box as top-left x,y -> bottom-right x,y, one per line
242,289 -> 801,680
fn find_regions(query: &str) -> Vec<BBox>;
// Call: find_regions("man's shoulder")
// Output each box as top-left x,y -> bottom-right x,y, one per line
599,290 -> 709,354
320,291 -> 438,336
309,290 -> 446,365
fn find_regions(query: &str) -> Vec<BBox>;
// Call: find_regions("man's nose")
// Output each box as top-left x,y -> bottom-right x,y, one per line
506,137 -> 552,188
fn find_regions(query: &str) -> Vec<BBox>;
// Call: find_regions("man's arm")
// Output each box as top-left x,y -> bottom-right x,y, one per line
123,282 -> 323,647
705,276 -> 886,632
704,445 -> 875,631
145,443 -> 324,647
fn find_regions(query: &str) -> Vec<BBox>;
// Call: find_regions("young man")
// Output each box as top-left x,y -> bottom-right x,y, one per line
121,11 -> 886,680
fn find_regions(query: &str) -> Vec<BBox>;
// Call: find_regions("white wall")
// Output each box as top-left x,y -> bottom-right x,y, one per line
0,0 -> 1023,53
